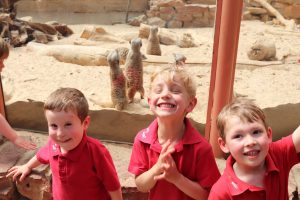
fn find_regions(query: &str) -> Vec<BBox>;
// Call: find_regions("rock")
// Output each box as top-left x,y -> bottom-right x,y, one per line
128,15 -> 148,27
147,17 -> 166,28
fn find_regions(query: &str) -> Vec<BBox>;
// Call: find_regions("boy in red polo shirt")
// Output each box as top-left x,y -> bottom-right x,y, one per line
7,88 -> 122,200
208,98 -> 300,200
0,37 -> 36,150
128,67 -> 220,199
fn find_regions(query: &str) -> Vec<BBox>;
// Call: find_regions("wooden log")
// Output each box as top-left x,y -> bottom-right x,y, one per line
80,26 -> 126,43
26,43 -> 129,66
27,43 -> 110,66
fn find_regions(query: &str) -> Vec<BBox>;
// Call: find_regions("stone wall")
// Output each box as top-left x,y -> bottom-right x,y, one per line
15,0 -> 300,28
145,0 -> 300,28
146,0 -> 216,28
16,0 -> 148,12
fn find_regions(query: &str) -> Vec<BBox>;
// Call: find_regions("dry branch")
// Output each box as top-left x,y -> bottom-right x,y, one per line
252,0 -> 297,30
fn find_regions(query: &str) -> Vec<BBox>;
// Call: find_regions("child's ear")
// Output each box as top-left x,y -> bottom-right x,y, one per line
267,127 -> 272,142
83,116 -> 90,129
147,97 -> 153,111
186,97 -> 197,113
218,137 -> 230,154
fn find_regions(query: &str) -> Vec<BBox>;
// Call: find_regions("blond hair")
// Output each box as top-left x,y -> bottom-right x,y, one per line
217,98 -> 268,139
44,88 -> 89,122
0,37 -> 9,59
150,66 -> 197,98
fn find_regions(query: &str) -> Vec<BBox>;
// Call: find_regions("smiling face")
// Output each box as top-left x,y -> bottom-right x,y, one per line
45,110 -> 90,153
148,73 -> 196,120
219,116 -> 272,171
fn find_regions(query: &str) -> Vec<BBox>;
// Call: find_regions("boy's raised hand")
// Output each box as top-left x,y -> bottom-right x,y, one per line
6,165 -> 32,182
154,153 -> 180,184
154,140 -> 180,183
13,136 -> 37,150
153,140 -> 175,176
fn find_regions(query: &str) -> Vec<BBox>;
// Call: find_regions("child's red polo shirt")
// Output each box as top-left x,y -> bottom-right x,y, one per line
37,134 -> 120,200
209,135 -> 300,200
128,118 -> 220,200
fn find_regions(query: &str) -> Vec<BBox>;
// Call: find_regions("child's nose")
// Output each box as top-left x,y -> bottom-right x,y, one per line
245,135 -> 256,146
161,89 -> 171,98
57,128 -> 65,138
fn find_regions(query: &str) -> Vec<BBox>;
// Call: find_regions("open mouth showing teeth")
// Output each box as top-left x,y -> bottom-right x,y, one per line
158,103 -> 175,108
244,150 -> 260,156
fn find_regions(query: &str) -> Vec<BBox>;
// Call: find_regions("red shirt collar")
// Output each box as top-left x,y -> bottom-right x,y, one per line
225,154 -> 279,196
49,133 -> 88,161
136,118 -> 203,152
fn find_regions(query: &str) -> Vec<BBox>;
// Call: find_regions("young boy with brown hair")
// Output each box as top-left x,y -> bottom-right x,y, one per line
0,37 -> 36,150
208,98 -> 300,200
7,87 -> 122,200
128,66 -> 220,199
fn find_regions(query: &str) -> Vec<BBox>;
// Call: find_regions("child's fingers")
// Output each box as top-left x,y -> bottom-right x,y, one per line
6,170 -> 15,178
161,140 -> 172,154
160,147 -> 175,162
19,173 -> 27,182
16,140 -> 37,150
12,171 -> 22,181
154,172 -> 165,181
166,153 -> 175,164
24,142 -> 37,150
7,166 -> 18,174
6,167 -> 21,179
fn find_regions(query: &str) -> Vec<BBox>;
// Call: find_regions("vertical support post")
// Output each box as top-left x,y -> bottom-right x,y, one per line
205,0 -> 243,158
0,75 -> 6,117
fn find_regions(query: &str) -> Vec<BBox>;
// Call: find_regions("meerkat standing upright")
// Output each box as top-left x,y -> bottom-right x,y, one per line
107,49 -> 127,110
125,38 -> 144,103
146,26 -> 161,56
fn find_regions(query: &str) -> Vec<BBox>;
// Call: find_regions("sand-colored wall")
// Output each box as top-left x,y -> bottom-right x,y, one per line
15,0 -> 300,27
16,0 -> 148,13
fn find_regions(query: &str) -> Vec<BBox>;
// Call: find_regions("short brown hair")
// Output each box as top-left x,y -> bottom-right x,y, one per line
44,88 -> 89,122
150,66 -> 197,98
0,37 -> 9,59
217,98 -> 268,139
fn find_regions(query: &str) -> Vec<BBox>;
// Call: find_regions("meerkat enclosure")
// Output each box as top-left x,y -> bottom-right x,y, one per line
1,0 -> 300,199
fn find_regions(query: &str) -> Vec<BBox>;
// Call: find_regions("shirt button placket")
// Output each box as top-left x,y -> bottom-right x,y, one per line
59,156 -> 67,181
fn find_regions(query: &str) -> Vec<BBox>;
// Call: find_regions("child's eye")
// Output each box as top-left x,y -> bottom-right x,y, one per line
65,123 -> 72,127
171,87 -> 182,94
153,87 -> 162,94
50,124 -> 57,129
253,129 -> 262,135
233,134 -> 242,139
172,89 -> 181,94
